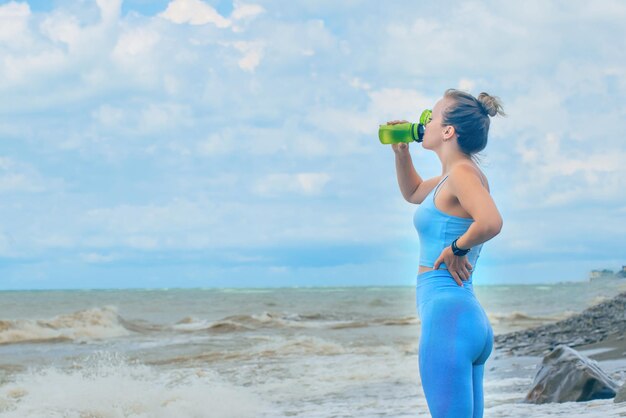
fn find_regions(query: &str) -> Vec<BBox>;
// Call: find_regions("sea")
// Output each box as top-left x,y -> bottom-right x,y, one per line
1,278 -> 626,417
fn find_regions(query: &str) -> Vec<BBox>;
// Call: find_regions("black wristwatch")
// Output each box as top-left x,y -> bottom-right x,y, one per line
451,238 -> 471,256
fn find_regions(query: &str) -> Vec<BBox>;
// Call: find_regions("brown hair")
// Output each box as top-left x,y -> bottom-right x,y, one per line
442,89 -> 506,165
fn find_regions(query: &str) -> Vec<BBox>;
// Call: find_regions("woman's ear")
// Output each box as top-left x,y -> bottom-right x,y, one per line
443,125 -> 456,140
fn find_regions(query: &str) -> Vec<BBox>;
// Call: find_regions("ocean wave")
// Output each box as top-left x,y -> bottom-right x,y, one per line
149,335 -> 350,367
0,307 -> 419,345
170,312 -> 290,333
487,310 -> 575,324
170,312 -> 419,333
590,295 -> 610,306
0,306 -> 131,345
330,316 -> 419,330
249,335 -> 348,357
378,316 -> 420,326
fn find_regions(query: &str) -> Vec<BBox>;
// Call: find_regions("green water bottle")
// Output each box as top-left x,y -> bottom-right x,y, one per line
378,109 -> 432,144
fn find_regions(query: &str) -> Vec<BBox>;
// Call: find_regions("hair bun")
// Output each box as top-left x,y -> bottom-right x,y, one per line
477,92 -> 506,117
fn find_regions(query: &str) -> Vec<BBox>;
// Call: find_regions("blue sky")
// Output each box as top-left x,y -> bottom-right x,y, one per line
0,0 -> 624,289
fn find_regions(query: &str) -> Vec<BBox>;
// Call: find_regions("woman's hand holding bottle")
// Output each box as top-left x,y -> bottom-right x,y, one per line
386,120 -> 410,154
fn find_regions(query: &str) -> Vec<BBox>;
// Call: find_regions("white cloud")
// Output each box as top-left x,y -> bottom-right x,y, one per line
235,18 -> 335,67
0,231 -> 15,256
232,40 -> 264,72
81,252 -> 118,263
125,236 -> 159,250
575,0 -> 626,19
0,173 -> 39,192
84,200 -> 216,233
0,157 -> 12,170
288,133 -> 330,157
81,199 -> 219,249
159,0 -> 231,28
306,107 -> 372,137
96,0 -> 122,24
458,78 -> 475,92
348,77 -> 371,91
76,198 -> 365,250
296,172 -> 331,195
0,157 -> 49,193
253,173 -> 332,197
230,1 -> 265,32
92,105 -> 125,127
0,1 -> 31,43
196,125 -> 331,158
112,28 -> 160,58
2,50 -> 67,88
231,1 -> 265,21
306,87 -> 433,139
510,132 -> 626,209
40,13 -> 82,49
138,103 -> 193,133
367,88 -> 433,121
110,27 -> 163,86
163,74 -> 181,95
34,235 -> 74,248
197,133 -> 234,156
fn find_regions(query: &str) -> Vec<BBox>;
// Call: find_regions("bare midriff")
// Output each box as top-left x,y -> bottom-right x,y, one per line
418,265 -> 447,274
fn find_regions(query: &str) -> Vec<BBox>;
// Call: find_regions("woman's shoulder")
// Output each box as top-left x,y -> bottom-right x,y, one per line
452,161 -> 490,193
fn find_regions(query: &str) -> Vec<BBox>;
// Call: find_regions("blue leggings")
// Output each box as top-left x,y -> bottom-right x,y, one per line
416,269 -> 494,418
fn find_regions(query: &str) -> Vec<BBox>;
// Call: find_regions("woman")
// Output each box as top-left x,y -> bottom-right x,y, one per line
389,89 -> 505,418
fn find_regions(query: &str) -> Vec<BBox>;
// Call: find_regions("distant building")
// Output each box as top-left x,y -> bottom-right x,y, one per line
588,267 -> 626,281
589,269 -> 615,281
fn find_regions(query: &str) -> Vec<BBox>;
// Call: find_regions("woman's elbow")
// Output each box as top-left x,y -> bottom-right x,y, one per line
489,218 -> 503,236
479,218 -> 502,237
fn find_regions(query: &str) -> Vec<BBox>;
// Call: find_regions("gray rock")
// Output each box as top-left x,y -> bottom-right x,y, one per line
615,383 -> 626,403
495,291 -> 626,356
524,345 -> 620,404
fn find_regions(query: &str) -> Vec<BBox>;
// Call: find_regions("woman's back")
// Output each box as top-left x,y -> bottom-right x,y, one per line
414,174 -> 485,275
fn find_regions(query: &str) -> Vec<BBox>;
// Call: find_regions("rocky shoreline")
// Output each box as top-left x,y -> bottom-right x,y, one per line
494,291 -> 626,357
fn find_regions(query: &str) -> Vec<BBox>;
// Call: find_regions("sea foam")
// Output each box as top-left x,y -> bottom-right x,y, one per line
0,351 -> 271,417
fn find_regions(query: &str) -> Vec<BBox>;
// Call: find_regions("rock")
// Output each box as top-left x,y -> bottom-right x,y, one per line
615,383 -> 626,403
524,345 -> 620,404
495,291 -> 626,356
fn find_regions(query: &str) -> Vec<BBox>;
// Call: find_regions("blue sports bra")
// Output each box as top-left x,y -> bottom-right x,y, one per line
413,175 -> 484,270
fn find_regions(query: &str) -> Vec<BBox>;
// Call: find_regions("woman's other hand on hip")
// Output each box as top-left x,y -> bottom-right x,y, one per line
433,247 -> 473,286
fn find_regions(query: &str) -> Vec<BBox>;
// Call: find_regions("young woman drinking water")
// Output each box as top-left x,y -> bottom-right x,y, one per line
389,89 -> 505,418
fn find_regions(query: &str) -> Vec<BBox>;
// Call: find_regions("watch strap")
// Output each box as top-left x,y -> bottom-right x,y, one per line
451,238 -> 470,256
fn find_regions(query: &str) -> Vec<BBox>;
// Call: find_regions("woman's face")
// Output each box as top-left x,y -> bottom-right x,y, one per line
422,98 -> 452,149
